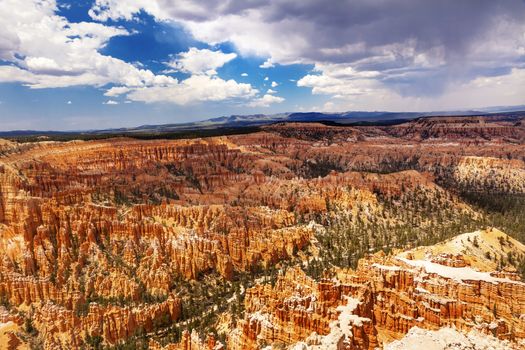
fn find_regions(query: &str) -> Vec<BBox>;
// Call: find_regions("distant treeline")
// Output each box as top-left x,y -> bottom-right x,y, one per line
3,126 -> 261,143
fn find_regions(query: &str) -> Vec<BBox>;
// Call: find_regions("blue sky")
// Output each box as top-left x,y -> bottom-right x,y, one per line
0,0 -> 524,130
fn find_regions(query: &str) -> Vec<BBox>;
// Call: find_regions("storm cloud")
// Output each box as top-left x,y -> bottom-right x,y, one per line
90,0 -> 525,107
0,0 -> 524,124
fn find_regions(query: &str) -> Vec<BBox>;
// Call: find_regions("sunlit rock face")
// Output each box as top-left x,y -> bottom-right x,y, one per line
228,229 -> 525,349
0,115 -> 524,348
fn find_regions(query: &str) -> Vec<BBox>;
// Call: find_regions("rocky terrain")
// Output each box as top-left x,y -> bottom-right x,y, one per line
0,115 -> 524,349
228,228 -> 525,349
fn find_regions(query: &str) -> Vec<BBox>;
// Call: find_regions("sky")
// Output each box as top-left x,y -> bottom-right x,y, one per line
0,0 -> 525,131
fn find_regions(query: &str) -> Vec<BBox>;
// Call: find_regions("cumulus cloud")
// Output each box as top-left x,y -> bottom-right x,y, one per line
104,86 -> 131,97
103,100 -> 119,105
241,72 -> 248,77
266,88 -> 277,94
0,66 -> 37,84
108,48 -> 256,105
0,0 -> 176,89
0,0 -> 257,107
127,75 -> 257,104
89,0 -> 525,110
259,58 -> 274,68
2,0 -> 524,112
271,81 -> 278,88
315,68 -> 525,112
66,100 -> 72,105
248,94 -> 285,107
167,47 -> 237,75
297,64 -> 378,97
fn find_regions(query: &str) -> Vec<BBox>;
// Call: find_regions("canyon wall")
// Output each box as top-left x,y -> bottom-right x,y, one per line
0,115 -> 524,348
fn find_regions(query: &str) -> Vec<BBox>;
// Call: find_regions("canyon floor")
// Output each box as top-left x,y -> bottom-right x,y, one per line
0,115 -> 525,349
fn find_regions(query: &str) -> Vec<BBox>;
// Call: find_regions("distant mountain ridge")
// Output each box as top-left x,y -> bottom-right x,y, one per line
1,106 -> 525,137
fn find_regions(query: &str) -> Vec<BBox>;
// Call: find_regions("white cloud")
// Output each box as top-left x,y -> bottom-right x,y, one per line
297,71 -> 373,97
311,67 -> 525,112
104,86 -> 131,97
0,1 -> 258,107
100,49 -> 259,105
0,0 -> 177,89
103,100 -> 119,105
248,94 -> 285,107
266,88 -> 277,94
259,58 -> 274,68
264,77 -> 269,81
0,66 -> 37,84
3,0 -> 522,112
89,0 -> 172,22
88,1 -> 306,64
167,47 -> 237,75
127,75 -> 257,104
25,57 -> 62,74
67,100 -> 72,105
87,0 -> 525,110
271,81 -> 278,87
296,62 -> 395,100
241,72 -> 248,77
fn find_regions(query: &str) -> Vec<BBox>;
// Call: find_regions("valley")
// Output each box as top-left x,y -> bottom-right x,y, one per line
0,115 -> 524,349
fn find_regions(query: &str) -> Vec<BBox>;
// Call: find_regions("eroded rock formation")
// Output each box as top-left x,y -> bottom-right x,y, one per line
0,115 -> 524,348
228,229 -> 525,349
